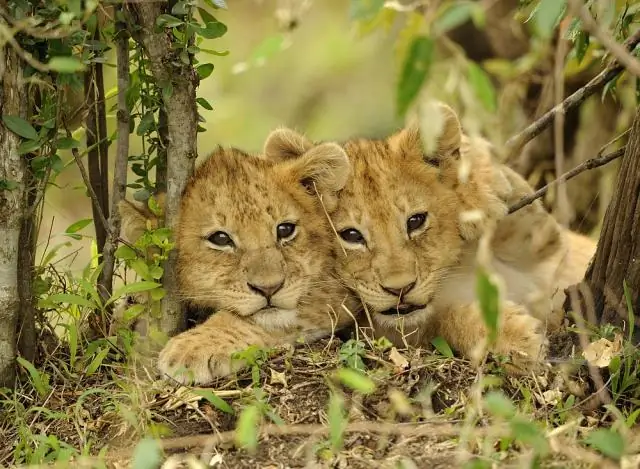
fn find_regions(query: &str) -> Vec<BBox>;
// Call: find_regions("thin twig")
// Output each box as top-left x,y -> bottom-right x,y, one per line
127,421 -> 472,455
505,29 -> 640,157
508,146 -> 626,214
64,124 -> 141,256
567,0 -> 640,78
66,127 -> 111,235
553,25 -> 571,226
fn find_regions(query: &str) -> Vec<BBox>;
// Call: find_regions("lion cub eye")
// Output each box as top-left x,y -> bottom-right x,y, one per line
339,228 -> 365,244
207,231 -> 234,247
407,213 -> 428,233
277,222 -> 297,240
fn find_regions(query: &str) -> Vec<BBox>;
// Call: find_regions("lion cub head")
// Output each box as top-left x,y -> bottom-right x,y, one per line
119,143 -> 350,330
264,103 -> 512,329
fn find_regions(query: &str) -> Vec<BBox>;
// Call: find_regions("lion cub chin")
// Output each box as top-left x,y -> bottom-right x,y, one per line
118,144 -> 360,385
263,102 -> 595,375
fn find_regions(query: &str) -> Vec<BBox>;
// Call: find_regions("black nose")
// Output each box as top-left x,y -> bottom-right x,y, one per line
381,281 -> 416,298
248,281 -> 284,300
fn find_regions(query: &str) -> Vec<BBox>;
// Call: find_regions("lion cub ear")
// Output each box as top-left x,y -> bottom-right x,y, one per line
279,142 -> 350,212
388,102 -> 462,165
264,127 -> 314,161
118,193 -> 164,243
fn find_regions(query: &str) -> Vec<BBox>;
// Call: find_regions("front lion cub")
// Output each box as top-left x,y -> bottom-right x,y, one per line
119,144 -> 359,384
264,104 -> 594,373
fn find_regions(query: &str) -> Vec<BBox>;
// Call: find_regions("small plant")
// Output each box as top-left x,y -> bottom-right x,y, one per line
338,338 -> 367,371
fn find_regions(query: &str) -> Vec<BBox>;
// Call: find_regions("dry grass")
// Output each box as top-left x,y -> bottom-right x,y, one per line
3,321 -> 639,469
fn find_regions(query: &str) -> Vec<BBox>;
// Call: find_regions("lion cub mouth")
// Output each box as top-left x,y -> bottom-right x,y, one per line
378,304 -> 426,316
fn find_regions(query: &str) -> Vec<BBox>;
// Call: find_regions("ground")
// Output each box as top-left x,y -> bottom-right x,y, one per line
1,326 -> 639,469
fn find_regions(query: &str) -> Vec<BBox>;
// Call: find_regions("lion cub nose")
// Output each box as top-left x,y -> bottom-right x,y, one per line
248,280 -> 285,300
381,281 -> 416,298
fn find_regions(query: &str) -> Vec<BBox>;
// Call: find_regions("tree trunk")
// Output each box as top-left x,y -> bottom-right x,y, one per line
577,106 -> 640,343
131,2 -> 199,335
0,45 -> 27,386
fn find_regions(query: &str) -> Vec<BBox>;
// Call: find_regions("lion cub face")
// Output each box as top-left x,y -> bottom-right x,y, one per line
119,144 -> 350,331
264,104 -> 509,328
175,145 -> 349,327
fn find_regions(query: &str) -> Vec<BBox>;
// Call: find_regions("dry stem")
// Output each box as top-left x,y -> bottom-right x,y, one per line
508,146 -> 625,214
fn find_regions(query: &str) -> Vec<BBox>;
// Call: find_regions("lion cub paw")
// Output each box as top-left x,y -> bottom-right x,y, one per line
157,330 -> 247,385
493,303 -> 548,374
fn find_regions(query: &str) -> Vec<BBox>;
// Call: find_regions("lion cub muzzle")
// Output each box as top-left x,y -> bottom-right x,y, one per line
243,247 -> 288,309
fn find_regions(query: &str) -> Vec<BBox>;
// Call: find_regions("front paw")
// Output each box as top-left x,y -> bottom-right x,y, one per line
493,304 -> 548,374
157,331 -> 246,385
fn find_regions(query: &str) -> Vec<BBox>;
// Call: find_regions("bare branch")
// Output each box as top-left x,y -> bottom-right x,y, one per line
567,0 -> 640,78
505,29 -> 640,157
98,13 -> 130,307
508,146 -> 625,214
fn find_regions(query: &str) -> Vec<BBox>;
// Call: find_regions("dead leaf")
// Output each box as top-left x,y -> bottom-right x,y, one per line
582,336 -> 622,368
269,368 -> 287,387
539,389 -> 563,406
389,347 -> 409,370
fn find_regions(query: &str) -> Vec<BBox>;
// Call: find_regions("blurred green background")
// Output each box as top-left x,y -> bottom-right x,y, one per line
40,0 -> 402,273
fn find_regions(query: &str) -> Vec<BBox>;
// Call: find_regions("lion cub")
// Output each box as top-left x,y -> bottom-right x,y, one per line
264,103 -> 595,373
118,144 -> 359,384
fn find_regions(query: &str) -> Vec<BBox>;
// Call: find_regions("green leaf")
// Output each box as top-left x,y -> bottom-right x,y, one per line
476,268 -> 500,343
431,336 -> 454,358
2,115 -> 38,140
0,179 -> 19,191
193,389 -> 234,414
110,281 -> 161,305
197,7 -> 217,24
467,61 -> 496,112
123,304 -> 145,323
349,0 -> 385,21
574,29 -> 590,64
196,63 -> 214,79
17,357 -> 51,397
509,416 -> 549,456
57,136 -> 81,149
327,391 -> 346,451
235,404 -> 260,452
18,139 -> 42,155
136,111 -> 155,136
434,2 -> 474,34
149,265 -> 164,280
532,0 -> 567,39
198,21 -> 227,39
585,428 -> 625,460
396,36 -> 434,117
334,368 -> 376,395
196,97 -> 214,110
150,288 -> 166,301
484,391 -> 516,419
156,14 -> 183,28
48,56 -> 86,73
85,347 -> 109,376
115,245 -> 137,260
47,293 -> 97,309
131,438 -> 162,469
65,218 -> 92,234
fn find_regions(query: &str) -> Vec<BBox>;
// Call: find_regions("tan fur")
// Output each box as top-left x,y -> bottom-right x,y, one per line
264,103 -> 596,373
118,145 -> 359,384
